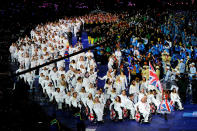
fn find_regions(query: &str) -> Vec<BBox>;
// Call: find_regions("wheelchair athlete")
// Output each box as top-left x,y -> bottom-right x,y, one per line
135,95 -> 152,123
126,94 -> 136,120
110,96 -> 124,121
170,88 -> 184,110
84,93 -> 94,121
92,97 -> 104,123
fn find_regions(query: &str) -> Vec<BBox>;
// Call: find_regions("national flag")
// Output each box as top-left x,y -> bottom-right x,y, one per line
170,100 -> 174,106
159,99 -> 174,113
149,62 -> 163,92
170,100 -> 175,111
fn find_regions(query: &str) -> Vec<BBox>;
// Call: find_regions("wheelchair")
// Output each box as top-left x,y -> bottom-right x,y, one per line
171,101 -> 178,111
80,104 -> 88,119
128,109 -> 136,120
84,106 -> 92,120
110,105 -> 118,121
85,106 -> 90,116
150,103 -> 157,114
105,99 -> 112,109
122,108 -> 129,119
110,108 -> 118,120
110,105 -> 128,121
88,112 -> 96,122
135,111 -> 152,123
135,111 -> 144,123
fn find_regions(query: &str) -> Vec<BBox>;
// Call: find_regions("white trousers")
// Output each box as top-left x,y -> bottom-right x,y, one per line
142,111 -> 150,122
52,78 -> 58,87
115,108 -> 123,119
94,109 -> 103,121
25,62 -> 30,69
173,100 -> 183,109
134,93 -> 138,103
27,79 -> 34,89
128,107 -> 135,119
56,98 -> 64,109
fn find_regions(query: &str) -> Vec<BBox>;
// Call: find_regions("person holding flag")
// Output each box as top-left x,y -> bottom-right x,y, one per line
158,90 -> 174,120
149,62 -> 174,119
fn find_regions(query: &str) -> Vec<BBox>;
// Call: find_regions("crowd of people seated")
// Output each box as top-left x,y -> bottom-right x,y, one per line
10,8 -> 197,124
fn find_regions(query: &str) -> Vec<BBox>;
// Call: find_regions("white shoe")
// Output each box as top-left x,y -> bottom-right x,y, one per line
179,108 -> 184,110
